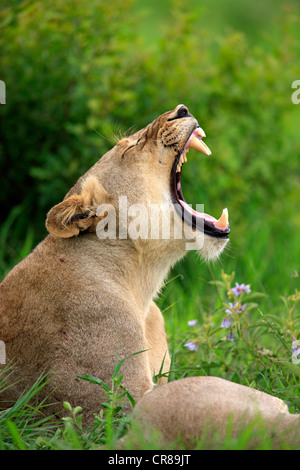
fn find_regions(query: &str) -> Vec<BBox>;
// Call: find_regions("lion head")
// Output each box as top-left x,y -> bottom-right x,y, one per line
46,105 -> 229,261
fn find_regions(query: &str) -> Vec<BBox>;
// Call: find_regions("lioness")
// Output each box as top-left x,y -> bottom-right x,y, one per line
1,105 -> 299,447
0,105 -> 229,423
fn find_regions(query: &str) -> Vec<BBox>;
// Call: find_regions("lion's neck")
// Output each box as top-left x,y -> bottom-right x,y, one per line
65,235 -> 186,315
128,239 -> 187,313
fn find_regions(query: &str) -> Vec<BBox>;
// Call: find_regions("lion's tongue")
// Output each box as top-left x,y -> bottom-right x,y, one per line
180,201 -> 229,231
180,128 -> 229,230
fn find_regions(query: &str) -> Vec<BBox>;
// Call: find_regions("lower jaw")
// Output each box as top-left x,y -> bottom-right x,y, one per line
173,203 -> 230,239
171,167 -> 230,240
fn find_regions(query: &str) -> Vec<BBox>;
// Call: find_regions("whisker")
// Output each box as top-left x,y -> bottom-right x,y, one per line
90,127 -> 115,145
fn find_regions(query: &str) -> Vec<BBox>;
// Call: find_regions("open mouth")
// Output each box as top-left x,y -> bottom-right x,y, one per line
170,126 -> 230,239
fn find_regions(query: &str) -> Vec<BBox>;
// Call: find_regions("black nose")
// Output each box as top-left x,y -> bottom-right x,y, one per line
167,105 -> 193,122
177,105 -> 189,118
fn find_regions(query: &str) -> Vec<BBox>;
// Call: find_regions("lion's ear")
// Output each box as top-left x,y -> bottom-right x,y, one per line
46,175 -> 109,238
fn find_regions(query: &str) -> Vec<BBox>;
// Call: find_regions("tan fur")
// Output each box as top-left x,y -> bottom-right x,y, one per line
1,105 -> 227,422
122,377 -> 300,449
1,105 -> 296,446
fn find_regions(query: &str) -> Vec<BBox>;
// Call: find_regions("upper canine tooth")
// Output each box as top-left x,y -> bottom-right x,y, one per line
189,137 -> 212,155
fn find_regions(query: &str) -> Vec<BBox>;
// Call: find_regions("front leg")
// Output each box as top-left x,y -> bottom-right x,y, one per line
145,301 -> 171,385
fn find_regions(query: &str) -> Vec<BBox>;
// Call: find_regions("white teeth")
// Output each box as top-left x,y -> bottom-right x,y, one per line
189,137 -> 212,155
215,208 -> 229,228
176,127 -> 210,172
176,151 -> 187,172
196,127 -> 206,138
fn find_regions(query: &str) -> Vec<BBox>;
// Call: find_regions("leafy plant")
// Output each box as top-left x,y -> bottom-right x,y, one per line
78,348 -> 146,448
0,369 -> 57,450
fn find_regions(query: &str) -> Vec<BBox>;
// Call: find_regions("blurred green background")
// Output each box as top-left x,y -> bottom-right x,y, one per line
0,0 -> 300,314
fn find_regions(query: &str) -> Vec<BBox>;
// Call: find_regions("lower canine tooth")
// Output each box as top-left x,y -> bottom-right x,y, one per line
215,208 -> 228,228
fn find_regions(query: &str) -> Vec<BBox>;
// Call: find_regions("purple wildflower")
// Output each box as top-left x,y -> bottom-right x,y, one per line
225,302 -> 246,315
188,319 -> 198,327
184,341 -> 199,351
292,338 -> 300,356
231,282 -> 251,296
225,302 -> 234,314
221,317 -> 231,328
228,330 -> 234,342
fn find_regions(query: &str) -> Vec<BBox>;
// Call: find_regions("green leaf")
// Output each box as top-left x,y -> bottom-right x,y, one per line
245,292 -> 267,301
73,406 -> 83,415
208,280 -> 225,288
78,375 -> 111,392
112,349 -> 148,379
119,384 -> 136,407
76,414 -> 83,429
63,401 -> 72,411
113,374 -> 124,388
5,419 -> 27,450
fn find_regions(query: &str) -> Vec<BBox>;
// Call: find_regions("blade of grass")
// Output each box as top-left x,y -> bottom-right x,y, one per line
112,350 -> 148,379
5,419 -> 27,450
257,308 -> 290,352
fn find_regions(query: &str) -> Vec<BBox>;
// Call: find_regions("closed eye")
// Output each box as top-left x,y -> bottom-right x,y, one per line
122,143 -> 137,159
